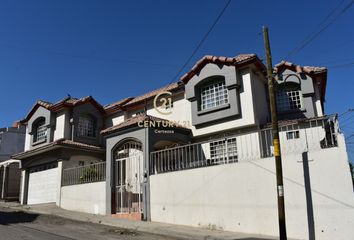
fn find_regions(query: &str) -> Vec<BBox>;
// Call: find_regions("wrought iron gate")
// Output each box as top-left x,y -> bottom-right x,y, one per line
114,141 -> 144,214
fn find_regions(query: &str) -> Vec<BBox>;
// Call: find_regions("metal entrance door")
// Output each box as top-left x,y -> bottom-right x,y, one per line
114,141 -> 144,214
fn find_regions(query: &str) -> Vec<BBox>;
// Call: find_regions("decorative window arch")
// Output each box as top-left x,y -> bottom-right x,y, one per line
114,140 -> 143,160
33,117 -> 47,143
77,114 -> 96,137
277,81 -> 303,113
197,76 -> 229,111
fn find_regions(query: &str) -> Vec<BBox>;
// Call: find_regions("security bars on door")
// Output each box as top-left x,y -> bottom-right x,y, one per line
150,115 -> 338,174
115,155 -> 143,214
62,162 -> 106,186
114,141 -> 144,214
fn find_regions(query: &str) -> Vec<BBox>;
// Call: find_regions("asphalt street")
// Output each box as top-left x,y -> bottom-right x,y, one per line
0,207 -> 179,240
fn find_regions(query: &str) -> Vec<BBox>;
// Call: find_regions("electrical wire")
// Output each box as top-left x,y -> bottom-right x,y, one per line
339,108 -> 354,117
167,0 -> 232,85
0,42 -> 179,68
328,61 -> 354,69
285,0 -> 353,60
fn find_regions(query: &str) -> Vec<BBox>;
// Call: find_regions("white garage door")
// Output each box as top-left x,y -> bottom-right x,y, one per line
27,163 -> 58,205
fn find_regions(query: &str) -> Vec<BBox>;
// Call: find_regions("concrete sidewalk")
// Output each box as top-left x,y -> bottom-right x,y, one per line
0,201 -> 278,240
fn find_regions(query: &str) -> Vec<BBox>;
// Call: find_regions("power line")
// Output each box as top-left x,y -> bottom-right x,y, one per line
342,124 -> 354,129
328,61 -> 354,69
167,0 -> 232,85
341,113 -> 354,124
339,108 -> 354,117
285,0 -> 353,60
346,134 -> 354,140
315,56 -> 354,66
0,42 -> 180,68
341,118 -> 354,128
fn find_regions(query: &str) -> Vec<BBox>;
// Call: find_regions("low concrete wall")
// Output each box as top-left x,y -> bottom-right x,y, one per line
60,181 -> 106,215
150,136 -> 354,240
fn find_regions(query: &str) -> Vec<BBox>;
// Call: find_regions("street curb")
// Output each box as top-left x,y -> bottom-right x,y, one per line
2,203 -> 278,240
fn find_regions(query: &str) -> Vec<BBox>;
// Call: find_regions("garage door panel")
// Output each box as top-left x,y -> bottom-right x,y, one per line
28,167 -> 58,205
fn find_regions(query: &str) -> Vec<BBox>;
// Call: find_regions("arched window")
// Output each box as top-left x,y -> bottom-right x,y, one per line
77,114 -> 95,137
198,76 -> 229,111
33,117 -> 47,143
277,82 -> 303,113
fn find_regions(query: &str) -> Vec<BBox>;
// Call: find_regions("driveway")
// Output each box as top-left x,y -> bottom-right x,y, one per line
0,206 -> 178,240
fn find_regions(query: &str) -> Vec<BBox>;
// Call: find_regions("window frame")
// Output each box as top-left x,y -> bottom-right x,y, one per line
199,80 -> 229,112
209,137 -> 238,164
33,118 -> 47,144
286,130 -> 300,140
77,115 -> 96,138
276,83 -> 304,113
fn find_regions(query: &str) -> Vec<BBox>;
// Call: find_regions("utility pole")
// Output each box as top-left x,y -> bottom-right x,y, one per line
263,26 -> 287,240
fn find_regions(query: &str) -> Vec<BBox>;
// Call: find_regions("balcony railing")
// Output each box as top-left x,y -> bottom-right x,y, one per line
150,115 -> 338,175
62,162 -> 106,186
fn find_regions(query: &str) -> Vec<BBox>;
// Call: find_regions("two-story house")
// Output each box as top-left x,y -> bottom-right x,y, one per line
13,96 -> 106,205
13,54 -> 353,240
100,54 -> 352,239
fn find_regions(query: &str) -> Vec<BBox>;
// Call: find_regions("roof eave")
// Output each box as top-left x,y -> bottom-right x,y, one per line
180,54 -> 265,84
12,141 -> 104,160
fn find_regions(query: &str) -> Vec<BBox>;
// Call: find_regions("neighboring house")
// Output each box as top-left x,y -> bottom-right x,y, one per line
12,54 -> 354,240
0,122 -> 25,201
13,96 -> 106,205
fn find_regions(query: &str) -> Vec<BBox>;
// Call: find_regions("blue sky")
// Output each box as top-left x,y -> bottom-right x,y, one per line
0,0 -> 354,159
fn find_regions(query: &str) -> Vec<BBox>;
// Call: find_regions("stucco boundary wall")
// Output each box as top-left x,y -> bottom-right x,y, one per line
60,181 -> 106,215
150,134 -> 354,240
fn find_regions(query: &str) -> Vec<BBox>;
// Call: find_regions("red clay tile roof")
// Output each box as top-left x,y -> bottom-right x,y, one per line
12,138 -> 104,160
274,60 -> 328,105
50,96 -> 105,113
122,82 -> 183,107
21,96 -> 105,123
37,100 -> 53,108
20,100 -> 53,124
275,61 -> 327,75
102,54 -> 262,111
180,54 -> 265,83
58,139 -> 104,151
101,114 -> 191,135
104,97 -> 135,115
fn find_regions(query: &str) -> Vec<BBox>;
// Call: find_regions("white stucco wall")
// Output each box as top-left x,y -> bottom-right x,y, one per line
251,71 -> 269,125
147,93 -> 190,126
53,111 -> 66,140
314,83 -> 324,116
146,72 -> 257,137
150,134 -> 354,240
24,127 -> 30,151
106,111 -> 125,127
60,181 -> 106,215
19,170 -> 26,204
191,72 -> 256,136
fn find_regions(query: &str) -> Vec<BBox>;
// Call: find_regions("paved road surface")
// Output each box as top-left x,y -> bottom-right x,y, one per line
0,207 -> 178,240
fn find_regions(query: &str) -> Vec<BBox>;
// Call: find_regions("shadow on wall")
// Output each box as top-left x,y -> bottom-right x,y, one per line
302,151 -> 315,240
0,210 -> 39,225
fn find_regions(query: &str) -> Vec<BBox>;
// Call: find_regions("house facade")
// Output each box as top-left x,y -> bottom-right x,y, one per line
14,96 -> 106,205
0,123 -> 25,201
12,54 -> 354,240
